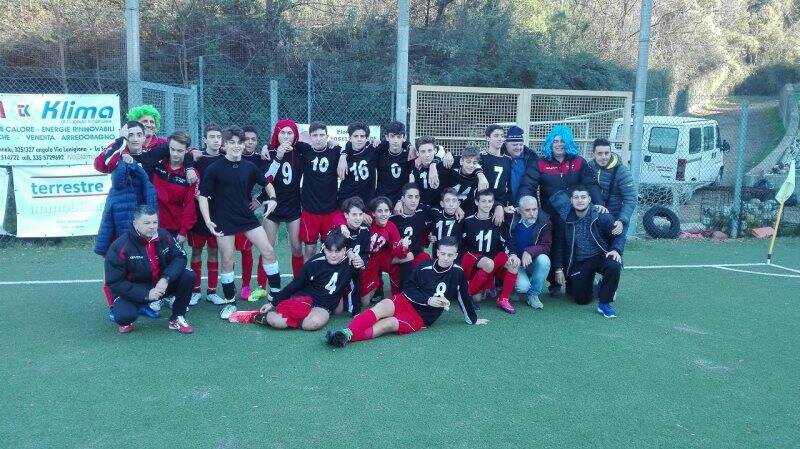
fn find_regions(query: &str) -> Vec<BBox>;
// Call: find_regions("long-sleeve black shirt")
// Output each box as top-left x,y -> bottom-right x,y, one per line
403,260 -> 478,325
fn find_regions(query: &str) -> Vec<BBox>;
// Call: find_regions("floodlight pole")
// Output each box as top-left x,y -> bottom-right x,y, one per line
124,0 -> 142,108
395,0 -> 409,124
627,0 -> 653,239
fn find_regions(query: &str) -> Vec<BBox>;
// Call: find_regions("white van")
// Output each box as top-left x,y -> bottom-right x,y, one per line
610,116 -> 729,202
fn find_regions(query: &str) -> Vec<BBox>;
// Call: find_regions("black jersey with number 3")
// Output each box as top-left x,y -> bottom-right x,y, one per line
403,260 -> 478,325
461,214 -> 507,257
271,254 -> 354,312
389,210 -> 430,255
299,143 -> 341,214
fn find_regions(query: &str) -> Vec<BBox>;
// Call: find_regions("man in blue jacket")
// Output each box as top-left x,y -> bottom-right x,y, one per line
550,186 -> 624,318
588,138 -> 637,239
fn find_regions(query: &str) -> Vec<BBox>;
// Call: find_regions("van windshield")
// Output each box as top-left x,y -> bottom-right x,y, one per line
648,127 -> 678,154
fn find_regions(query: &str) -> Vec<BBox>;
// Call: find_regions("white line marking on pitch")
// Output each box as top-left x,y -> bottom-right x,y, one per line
0,274 -> 294,286
715,266 -> 800,278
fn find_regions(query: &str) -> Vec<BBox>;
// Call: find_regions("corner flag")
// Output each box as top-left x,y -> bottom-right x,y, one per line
767,158 -> 796,263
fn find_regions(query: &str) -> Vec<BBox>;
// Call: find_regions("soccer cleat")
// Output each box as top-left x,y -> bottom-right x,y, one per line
138,304 -> 160,319
118,324 -> 135,333
168,316 -> 194,334
597,302 -> 617,318
149,299 -> 163,312
219,304 -> 237,320
248,287 -> 268,303
228,310 -> 260,324
496,298 -> 516,314
189,292 -> 201,306
207,292 -> 233,305
326,329 -> 351,348
527,294 -> 543,309
240,286 -> 252,301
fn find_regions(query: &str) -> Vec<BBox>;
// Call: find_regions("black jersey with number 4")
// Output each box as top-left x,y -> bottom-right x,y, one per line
199,157 -> 266,235
338,142 -> 379,204
428,208 -> 463,253
403,260 -> 478,325
299,143 -> 341,214
461,214 -> 507,257
480,152 -> 513,206
389,210 -> 430,255
271,254 -> 354,312
376,141 -> 413,203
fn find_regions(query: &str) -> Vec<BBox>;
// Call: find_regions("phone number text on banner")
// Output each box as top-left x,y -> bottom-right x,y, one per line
0,94 -> 120,166
12,165 -> 110,237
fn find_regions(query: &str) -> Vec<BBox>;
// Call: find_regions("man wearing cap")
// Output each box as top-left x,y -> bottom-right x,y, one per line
502,125 -> 539,207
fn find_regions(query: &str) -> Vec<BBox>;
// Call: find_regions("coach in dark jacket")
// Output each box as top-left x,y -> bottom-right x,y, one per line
105,205 -> 195,333
589,138 -> 636,238
550,187 -> 623,317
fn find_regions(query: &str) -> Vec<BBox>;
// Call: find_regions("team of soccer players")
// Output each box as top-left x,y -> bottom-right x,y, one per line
101,112 -> 631,344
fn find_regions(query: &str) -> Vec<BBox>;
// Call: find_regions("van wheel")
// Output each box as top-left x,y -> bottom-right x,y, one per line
642,206 -> 681,239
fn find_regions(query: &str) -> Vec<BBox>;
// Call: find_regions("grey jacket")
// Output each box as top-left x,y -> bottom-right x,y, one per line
589,153 -> 636,225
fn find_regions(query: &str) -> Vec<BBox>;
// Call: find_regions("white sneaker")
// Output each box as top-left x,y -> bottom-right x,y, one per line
149,300 -> 162,312
220,304 -> 237,319
207,293 -> 232,305
190,292 -> 201,306
163,296 -> 175,308
527,294 -> 543,309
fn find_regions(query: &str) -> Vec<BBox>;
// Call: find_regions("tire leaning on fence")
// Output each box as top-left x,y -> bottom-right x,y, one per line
642,205 -> 681,239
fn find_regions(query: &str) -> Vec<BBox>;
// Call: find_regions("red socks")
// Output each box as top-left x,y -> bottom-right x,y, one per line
468,269 -> 492,296
348,310 -> 378,341
102,284 -> 113,307
499,271 -> 517,301
256,256 -> 267,289
241,249 -> 253,288
207,260 -> 218,291
291,255 -> 304,277
190,260 -> 202,290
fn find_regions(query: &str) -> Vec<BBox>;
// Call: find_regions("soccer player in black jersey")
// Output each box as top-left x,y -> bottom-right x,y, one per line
336,197 -> 371,315
375,121 -> 415,203
326,237 -> 488,347
408,136 -> 446,208
445,145 -> 489,217
461,189 -> 521,314
198,126 -> 280,320
337,122 -> 379,205
235,125 -> 263,300
255,230 -> 359,330
428,188 -> 464,255
388,183 -> 432,293
482,124 -> 516,226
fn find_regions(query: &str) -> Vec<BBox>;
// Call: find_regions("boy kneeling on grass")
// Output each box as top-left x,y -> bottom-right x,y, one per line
326,236 -> 488,348
254,230 -> 358,330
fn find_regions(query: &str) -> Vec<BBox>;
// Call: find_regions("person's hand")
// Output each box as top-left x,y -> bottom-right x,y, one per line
337,154 -> 348,180
400,236 -> 411,251
147,287 -> 163,301
207,220 -> 224,237
327,140 -> 338,149
554,269 -> 566,286
427,296 -> 451,309
594,204 -> 609,214
276,143 -> 292,159
348,250 -> 364,269
370,137 -> 381,147
260,144 -> 271,160
474,318 -> 489,325
362,214 -> 373,225
263,199 -> 277,217
119,124 -> 129,139
394,201 -> 404,215
455,207 -> 465,221
442,150 -> 454,169
477,173 -> 489,191
504,205 -> 516,215
186,168 -> 198,184
177,234 -> 186,244
606,250 -> 622,263
506,254 -> 520,270
249,197 -> 261,211
428,163 -> 440,189
191,149 -> 203,161
259,302 -> 274,313
612,220 -> 624,235
521,252 -> 532,268
492,205 -> 505,226
340,225 -> 351,238
121,153 -> 134,164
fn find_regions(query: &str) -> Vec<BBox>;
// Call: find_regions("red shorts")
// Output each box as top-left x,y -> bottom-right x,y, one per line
300,210 -> 338,244
391,294 -> 425,335
274,295 -> 314,329
361,252 -> 392,296
461,252 -> 509,278
234,232 -> 252,251
188,232 -> 217,249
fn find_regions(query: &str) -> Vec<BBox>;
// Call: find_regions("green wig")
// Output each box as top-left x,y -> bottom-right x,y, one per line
126,104 -> 161,131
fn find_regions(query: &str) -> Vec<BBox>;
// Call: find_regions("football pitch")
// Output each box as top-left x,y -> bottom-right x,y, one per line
1,237 -> 799,448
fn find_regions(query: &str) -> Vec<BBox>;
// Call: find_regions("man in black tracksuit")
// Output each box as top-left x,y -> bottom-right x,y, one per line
550,186 -> 624,318
105,205 -> 196,333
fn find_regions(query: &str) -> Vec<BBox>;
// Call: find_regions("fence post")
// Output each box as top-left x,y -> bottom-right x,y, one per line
731,99 -> 749,238
163,88 -> 175,135
198,56 -> 205,134
189,84 -> 199,146
307,61 -> 312,124
270,79 -> 279,132
124,0 -> 142,108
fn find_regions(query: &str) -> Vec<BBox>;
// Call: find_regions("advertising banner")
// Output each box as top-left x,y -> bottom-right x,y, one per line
12,165 -> 110,237
0,94 -> 120,166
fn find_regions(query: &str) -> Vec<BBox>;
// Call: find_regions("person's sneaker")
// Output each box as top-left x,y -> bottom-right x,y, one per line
248,288 -> 268,302
548,284 -> 561,297
118,324 -> 135,333
240,286 -> 252,301
138,304 -> 160,319
326,329 -> 352,348
150,299 -> 163,312
527,294 -> 543,309
496,298 -> 516,314
597,302 -> 617,318
220,304 -> 237,320
207,292 -> 233,305
189,292 -> 201,306
168,316 -> 194,334
254,312 -> 269,325
164,296 -> 175,308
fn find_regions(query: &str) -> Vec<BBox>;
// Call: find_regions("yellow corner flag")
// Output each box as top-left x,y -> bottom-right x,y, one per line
767,158 -> 796,264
